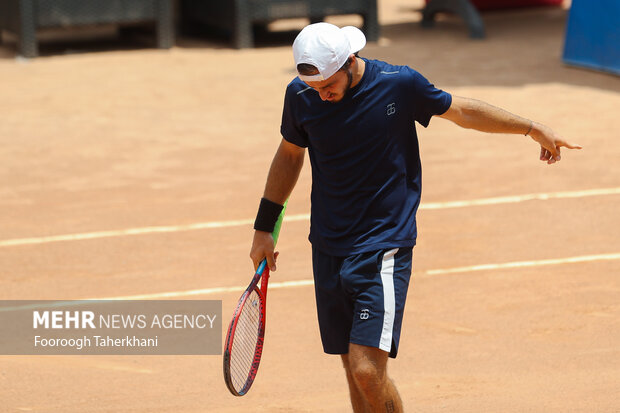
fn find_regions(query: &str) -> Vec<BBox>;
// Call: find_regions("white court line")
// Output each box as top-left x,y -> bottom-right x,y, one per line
0,280 -> 316,312
2,252 -> 618,312
81,279 -> 317,301
420,187 -> 620,210
425,252 -> 620,276
1,187 -> 619,248
0,214 -> 309,248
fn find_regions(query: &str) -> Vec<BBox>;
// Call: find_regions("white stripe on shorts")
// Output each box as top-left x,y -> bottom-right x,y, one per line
379,248 -> 399,352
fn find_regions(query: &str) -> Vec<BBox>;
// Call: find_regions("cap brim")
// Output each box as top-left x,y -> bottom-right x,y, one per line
341,26 -> 367,54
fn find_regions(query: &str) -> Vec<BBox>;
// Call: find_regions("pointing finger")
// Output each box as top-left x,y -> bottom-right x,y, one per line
561,141 -> 583,150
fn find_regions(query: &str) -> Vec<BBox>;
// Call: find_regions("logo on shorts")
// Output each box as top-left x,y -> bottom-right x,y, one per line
360,309 -> 370,320
386,103 -> 396,116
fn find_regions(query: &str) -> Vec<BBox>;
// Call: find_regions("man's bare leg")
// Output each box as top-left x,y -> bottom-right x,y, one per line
341,353 -> 371,412
341,343 -> 403,412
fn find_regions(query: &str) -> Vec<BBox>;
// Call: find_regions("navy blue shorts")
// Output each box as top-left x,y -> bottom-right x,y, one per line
312,246 -> 413,358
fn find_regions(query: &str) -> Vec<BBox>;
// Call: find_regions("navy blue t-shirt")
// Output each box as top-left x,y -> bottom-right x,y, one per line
281,58 -> 452,256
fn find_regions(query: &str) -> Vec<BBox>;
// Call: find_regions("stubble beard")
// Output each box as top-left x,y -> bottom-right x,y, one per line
328,69 -> 353,104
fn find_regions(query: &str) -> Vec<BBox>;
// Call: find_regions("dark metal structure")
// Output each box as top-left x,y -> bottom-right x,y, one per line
421,0 -> 485,38
0,0 -> 175,57
181,0 -> 379,49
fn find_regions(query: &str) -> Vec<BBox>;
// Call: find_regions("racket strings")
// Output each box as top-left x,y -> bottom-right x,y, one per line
229,289 -> 262,392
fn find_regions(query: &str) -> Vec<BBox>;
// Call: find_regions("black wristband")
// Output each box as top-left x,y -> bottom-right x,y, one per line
254,198 -> 284,233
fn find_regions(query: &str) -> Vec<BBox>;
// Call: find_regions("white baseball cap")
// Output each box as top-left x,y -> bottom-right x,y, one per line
293,22 -> 366,82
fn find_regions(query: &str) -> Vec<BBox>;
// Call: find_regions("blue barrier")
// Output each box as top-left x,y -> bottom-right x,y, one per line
563,0 -> 620,75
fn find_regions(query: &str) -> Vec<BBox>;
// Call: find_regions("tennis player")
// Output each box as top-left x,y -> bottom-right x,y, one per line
250,22 -> 581,412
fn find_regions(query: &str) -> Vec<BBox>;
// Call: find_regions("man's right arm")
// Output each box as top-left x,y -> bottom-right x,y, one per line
250,138 -> 306,271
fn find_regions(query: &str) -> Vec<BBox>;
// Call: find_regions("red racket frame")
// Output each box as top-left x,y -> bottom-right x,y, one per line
223,263 -> 270,396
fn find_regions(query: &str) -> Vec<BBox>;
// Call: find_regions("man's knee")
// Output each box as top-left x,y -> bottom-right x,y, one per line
349,359 -> 387,391
350,359 -> 383,389
344,345 -> 389,383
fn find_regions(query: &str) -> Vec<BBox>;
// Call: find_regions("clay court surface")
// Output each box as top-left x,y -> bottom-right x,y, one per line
1,0 -> 619,411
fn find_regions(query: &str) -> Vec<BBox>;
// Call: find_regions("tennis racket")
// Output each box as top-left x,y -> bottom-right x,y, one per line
223,201 -> 287,396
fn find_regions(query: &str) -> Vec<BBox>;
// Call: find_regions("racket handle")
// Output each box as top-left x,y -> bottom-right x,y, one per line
256,259 -> 267,275
271,199 -> 288,246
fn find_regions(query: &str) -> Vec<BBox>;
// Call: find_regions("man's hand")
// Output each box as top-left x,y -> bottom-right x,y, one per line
528,122 -> 582,164
250,230 -> 279,272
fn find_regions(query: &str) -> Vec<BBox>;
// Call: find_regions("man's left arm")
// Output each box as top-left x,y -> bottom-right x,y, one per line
438,95 -> 582,164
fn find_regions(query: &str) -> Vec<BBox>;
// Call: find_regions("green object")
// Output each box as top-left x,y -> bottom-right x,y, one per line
271,199 -> 288,246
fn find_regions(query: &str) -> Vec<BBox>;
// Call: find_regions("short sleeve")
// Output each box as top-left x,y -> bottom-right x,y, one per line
407,69 -> 452,128
280,84 -> 309,148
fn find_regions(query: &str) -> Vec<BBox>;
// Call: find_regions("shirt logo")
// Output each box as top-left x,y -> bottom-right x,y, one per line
360,309 -> 370,320
387,103 -> 396,116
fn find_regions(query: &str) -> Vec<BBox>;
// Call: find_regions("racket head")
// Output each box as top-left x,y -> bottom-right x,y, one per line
223,270 -> 268,396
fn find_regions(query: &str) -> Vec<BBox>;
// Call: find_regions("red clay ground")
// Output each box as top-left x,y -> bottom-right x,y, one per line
1,0 -> 619,411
